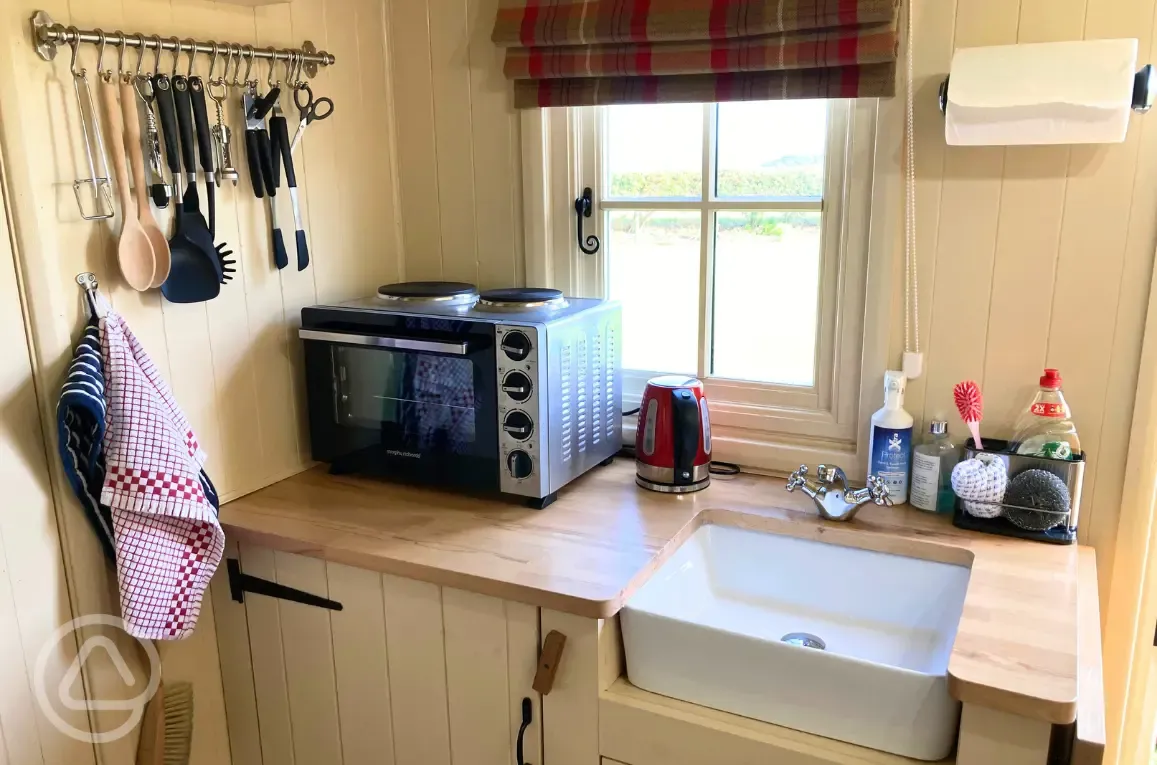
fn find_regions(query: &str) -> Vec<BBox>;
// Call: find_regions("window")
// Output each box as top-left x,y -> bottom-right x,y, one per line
524,98 -> 888,471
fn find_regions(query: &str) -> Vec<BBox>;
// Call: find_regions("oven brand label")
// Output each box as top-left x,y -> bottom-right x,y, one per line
387,450 -> 422,459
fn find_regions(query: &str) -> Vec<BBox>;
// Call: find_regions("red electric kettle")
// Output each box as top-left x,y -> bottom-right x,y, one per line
635,376 -> 712,493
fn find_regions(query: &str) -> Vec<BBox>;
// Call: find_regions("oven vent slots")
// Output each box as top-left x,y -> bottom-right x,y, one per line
577,336 -> 588,453
560,342 -> 573,463
605,323 -> 617,440
591,334 -> 603,446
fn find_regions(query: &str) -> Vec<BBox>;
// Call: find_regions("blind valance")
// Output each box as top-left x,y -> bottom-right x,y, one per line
492,0 -> 901,108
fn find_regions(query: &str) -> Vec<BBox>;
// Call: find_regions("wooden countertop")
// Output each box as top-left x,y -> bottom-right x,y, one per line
220,460 -> 1094,726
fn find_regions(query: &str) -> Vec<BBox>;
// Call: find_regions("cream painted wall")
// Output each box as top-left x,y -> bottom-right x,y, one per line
0,0 -> 402,760
899,0 -> 1157,617
388,0 -> 1157,617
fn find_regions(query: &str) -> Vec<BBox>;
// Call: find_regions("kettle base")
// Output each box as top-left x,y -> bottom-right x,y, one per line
635,474 -> 711,493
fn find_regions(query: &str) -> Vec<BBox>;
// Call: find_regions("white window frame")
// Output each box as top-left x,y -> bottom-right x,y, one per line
521,98 -> 898,475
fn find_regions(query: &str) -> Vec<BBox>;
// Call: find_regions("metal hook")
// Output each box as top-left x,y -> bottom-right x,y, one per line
184,38 -> 197,78
242,45 -> 256,88
133,33 -> 147,80
66,26 -> 83,78
115,30 -> 127,79
224,45 -> 237,87
94,29 -> 110,82
207,41 -> 221,84
292,52 -> 306,87
168,36 -> 181,77
283,51 -> 297,86
151,35 -> 162,78
267,50 -> 281,87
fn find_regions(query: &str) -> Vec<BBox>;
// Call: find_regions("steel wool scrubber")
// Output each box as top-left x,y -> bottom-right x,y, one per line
951,455 -> 1008,518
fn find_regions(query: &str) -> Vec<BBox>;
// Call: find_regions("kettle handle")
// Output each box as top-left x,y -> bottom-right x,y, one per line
671,389 -> 701,486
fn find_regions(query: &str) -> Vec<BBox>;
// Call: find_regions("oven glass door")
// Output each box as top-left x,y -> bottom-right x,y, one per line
302,315 -> 498,490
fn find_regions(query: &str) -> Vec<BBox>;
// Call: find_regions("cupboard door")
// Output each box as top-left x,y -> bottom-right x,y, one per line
214,545 -> 541,765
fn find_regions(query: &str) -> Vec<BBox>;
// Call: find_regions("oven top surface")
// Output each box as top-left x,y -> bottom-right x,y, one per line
322,295 -> 613,324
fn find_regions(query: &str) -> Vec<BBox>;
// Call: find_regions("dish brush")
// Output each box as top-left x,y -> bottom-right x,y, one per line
953,380 -> 984,449
135,680 -> 194,765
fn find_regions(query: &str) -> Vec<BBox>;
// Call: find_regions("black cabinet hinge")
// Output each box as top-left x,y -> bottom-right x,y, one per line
227,558 -> 343,611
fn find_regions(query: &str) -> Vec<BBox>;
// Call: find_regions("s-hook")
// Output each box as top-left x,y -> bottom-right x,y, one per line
574,187 -> 600,255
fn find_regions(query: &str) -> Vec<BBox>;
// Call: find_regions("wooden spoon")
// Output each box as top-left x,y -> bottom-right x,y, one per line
102,78 -> 155,292
121,80 -> 171,288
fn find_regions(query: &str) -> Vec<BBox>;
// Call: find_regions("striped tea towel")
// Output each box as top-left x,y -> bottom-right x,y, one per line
100,309 -> 224,640
57,316 -> 116,562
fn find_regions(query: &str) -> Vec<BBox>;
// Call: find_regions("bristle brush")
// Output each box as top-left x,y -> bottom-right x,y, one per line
953,380 -> 984,449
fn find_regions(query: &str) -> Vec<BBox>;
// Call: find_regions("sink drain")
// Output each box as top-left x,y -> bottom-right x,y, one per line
781,632 -> 826,650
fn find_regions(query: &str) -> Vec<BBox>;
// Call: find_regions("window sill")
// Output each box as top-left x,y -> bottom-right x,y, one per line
622,418 -> 862,478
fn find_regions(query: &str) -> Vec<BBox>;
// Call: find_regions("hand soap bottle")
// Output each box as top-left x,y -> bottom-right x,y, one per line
867,370 -> 914,504
910,421 -> 958,513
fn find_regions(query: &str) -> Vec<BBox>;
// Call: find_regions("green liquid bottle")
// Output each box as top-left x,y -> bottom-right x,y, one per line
910,421 -> 959,513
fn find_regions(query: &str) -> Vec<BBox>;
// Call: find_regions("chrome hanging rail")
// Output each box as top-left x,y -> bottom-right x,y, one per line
30,10 -> 335,78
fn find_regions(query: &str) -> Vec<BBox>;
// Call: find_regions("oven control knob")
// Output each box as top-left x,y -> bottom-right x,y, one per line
502,371 -> 533,402
508,450 -> 533,480
501,330 -> 532,362
503,411 -> 534,441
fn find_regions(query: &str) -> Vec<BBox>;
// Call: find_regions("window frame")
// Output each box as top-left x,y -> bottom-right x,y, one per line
520,97 -> 898,475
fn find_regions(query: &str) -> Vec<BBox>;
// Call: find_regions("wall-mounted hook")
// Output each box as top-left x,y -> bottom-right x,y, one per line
94,28 -> 110,82
267,50 -> 281,87
150,35 -> 162,78
183,37 -> 197,78
115,30 -> 128,82
67,26 -> 83,78
168,36 -> 180,77
207,41 -> 221,84
242,45 -> 256,89
574,187 -> 600,255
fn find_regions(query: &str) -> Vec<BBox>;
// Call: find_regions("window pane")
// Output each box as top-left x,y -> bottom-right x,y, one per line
711,212 -> 822,385
609,210 -> 701,375
715,101 -> 827,199
607,104 -> 703,199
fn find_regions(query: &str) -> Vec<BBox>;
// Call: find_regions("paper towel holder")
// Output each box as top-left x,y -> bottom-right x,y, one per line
938,63 -> 1157,115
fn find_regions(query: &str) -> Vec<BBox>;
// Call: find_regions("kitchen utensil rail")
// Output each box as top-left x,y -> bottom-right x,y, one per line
31,11 -> 335,78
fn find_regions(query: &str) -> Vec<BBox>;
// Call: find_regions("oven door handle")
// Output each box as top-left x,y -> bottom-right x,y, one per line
299,329 -> 468,355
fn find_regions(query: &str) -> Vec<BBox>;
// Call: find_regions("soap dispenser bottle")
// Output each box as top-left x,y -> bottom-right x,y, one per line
867,370 -> 914,504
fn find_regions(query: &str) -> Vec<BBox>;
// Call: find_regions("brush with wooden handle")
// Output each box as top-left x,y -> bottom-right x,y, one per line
953,380 -> 984,450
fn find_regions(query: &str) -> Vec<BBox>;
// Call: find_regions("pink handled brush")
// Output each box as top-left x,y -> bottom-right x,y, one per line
953,380 -> 984,450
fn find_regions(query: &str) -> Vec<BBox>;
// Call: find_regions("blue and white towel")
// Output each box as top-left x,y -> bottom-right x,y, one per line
56,317 -> 116,562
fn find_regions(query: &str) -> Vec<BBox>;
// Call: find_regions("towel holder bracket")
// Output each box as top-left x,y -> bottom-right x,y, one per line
226,557 -> 343,611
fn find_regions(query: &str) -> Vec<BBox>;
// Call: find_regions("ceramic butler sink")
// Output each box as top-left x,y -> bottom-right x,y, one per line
620,524 -> 971,760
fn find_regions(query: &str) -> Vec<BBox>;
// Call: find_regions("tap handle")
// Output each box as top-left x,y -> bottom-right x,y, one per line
786,465 -> 809,492
816,465 -> 848,490
866,475 -> 892,506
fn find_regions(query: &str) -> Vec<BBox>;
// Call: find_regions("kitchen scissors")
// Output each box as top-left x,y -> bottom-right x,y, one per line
289,83 -> 334,153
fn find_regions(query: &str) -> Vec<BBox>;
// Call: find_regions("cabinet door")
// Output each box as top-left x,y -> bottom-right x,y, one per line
213,543 -> 542,765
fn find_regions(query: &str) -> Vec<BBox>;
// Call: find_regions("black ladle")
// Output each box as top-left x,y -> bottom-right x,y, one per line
157,74 -> 220,303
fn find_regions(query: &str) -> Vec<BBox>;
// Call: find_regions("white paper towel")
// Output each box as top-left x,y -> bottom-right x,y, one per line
945,39 -> 1139,146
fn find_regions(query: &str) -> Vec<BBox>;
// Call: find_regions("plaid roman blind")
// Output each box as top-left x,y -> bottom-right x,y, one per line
492,0 -> 901,108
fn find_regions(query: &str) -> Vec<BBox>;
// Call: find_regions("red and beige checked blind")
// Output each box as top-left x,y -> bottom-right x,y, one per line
491,0 -> 901,108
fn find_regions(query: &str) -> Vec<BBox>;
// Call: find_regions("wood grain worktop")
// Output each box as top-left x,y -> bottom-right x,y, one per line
220,460 -> 1097,727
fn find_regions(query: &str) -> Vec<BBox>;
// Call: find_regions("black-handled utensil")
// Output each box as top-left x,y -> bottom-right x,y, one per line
153,74 -> 181,202
169,75 -> 223,286
271,109 -> 309,272
257,127 -> 288,270
244,129 -> 265,199
189,77 -> 217,237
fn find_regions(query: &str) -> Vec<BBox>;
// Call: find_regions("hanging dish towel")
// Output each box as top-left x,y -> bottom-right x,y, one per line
100,309 -> 224,640
57,316 -> 116,562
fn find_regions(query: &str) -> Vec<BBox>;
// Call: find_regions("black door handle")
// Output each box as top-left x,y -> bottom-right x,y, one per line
516,696 -> 533,765
226,558 -> 343,611
574,187 -> 600,255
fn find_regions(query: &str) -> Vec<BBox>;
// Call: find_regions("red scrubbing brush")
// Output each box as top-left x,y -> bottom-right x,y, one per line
953,380 -> 984,449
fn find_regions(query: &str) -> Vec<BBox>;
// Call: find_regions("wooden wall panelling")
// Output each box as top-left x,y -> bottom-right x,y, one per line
443,588 -> 513,765
428,0 -> 481,286
381,574 -> 453,765
211,541 -> 264,765
325,562 -> 395,765
272,551 -> 344,765
0,173 -> 94,764
1087,4 -> 1157,614
916,0 -> 1018,433
507,601 -> 543,765
541,610 -> 600,765
389,0 -> 444,280
239,543 -> 296,765
467,0 -> 523,289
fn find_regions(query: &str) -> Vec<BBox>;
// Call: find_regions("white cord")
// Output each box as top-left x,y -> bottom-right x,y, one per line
904,0 -> 919,355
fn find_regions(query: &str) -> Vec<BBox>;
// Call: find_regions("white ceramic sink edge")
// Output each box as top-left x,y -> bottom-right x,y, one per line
620,523 -> 972,761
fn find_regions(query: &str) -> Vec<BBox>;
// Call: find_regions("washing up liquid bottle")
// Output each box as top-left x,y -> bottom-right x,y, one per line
1010,368 -> 1081,460
868,370 -> 914,504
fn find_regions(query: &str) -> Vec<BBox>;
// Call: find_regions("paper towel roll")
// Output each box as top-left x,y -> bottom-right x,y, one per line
945,39 -> 1139,146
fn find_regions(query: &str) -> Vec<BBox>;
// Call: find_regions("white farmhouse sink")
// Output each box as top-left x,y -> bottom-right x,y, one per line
621,524 -> 971,760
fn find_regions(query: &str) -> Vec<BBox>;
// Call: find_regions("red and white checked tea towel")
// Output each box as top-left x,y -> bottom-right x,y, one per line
99,310 -> 224,640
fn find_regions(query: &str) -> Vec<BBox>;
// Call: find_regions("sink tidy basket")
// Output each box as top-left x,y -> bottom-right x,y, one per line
951,439 -> 1083,544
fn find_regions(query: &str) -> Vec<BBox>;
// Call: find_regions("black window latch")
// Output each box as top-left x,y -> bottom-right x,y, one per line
227,557 -> 343,611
